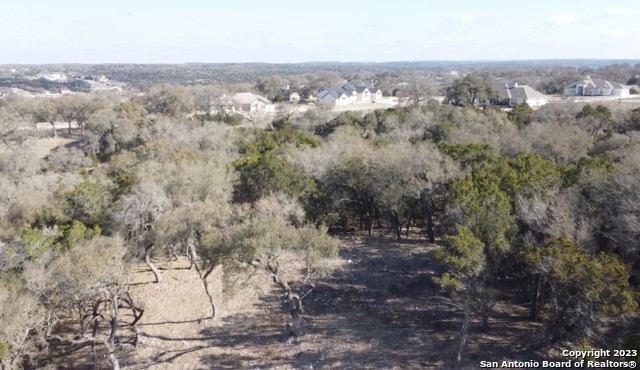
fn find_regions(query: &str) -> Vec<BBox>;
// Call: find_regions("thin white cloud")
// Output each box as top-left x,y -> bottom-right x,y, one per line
459,14 -> 471,23
604,28 -> 628,38
549,15 -> 577,25
607,7 -> 631,16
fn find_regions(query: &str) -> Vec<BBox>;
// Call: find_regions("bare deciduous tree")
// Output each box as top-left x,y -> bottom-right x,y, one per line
112,180 -> 170,283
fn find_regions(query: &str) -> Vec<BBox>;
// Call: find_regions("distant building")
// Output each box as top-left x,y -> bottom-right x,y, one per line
230,93 -> 275,112
34,72 -> 68,82
370,87 -> 383,102
564,76 -> 630,97
284,90 -> 300,102
317,88 -> 352,107
493,82 -> 548,108
317,83 -> 383,106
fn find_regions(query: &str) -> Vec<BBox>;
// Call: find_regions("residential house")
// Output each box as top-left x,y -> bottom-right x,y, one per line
370,87 -> 383,102
353,85 -> 371,102
230,93 -> 275,112
284,90 -> 300,102
317,83 -> 383,106
317,88 -> 352,107
493,82 -> 548,108
564,76 -> 630,97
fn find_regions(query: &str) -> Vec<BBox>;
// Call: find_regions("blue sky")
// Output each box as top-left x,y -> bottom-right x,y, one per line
0,0 -> 638,63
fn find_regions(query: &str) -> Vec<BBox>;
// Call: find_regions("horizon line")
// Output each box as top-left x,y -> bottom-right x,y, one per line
2,58 -> 640,66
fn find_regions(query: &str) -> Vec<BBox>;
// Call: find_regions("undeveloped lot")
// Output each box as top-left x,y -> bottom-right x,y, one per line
41,230 -> 569,370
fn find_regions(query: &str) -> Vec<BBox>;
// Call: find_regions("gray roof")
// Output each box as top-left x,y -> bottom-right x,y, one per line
493,82 -> 545,100
340,85 -> 357,94
565,77 -> 628,90
318,83 -> 378,98
317,88 -> 348,100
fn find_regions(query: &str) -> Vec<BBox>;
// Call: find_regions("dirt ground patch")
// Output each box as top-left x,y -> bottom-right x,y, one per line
332,99 -> 399,113
0,136 -> 76,158
43,231 -> 571,370
121,232 -> 549,369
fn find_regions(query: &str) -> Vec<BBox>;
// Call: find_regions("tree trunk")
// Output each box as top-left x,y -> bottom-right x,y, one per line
144,247 -> 162,283
530,278 -> 540,321
100,337 -> 120,370
202,273 -> 218,319
108,290 -> 119,348
91,302 -> 100,369
425,211 -> 435,243
80,122 -> 85,135
390,213 -> 402,240
363,212 -> 372,235
78,304 -> 87,337
387,212 -> 402,240
196,264 -> 219,320
481,307 -> 489,333
124,293 -> 145,346
187,241 -> 198,271
405,218 -> 411,239
456,294 -> 472,368
50,122 -> 57,138
424,197 -> 436,243
107,288 -> 120,370
289,295 -> 304,337
68,121 -> 73,134
107,350 -> 120,370
268,267 -> 308,337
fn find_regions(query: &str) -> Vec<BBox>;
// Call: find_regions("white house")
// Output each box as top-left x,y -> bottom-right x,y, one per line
284,91 -> 300,102
564,76 -> 630,97
354,85 -> 370,102
230,93 -> 275,112
317,83 -> 383,106
370,87 -> 383,102
317,88 -> 352,106
493,82 -> 548,108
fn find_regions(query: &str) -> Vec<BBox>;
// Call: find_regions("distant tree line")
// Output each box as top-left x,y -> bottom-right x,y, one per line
0,77 -> 91,93
3,61 -> 638,94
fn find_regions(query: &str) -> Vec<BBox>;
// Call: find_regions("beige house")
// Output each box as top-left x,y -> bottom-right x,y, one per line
231,93 -> 275,112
